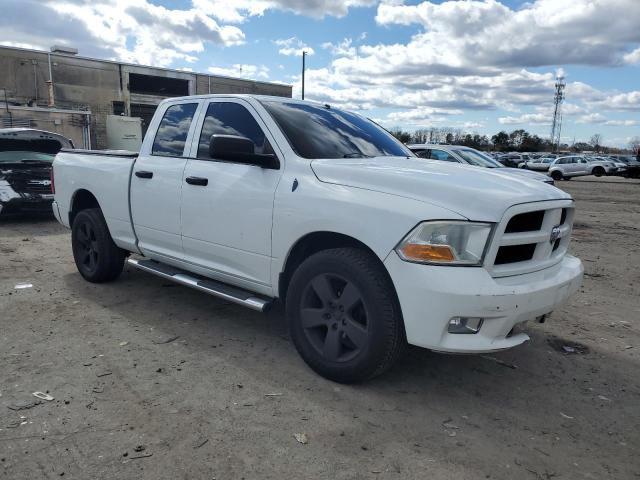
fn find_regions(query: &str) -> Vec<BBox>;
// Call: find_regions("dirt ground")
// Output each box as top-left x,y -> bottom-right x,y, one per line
1,177 -> 639,480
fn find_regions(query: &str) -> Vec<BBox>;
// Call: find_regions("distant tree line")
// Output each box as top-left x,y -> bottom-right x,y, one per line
388,126 -> 633,154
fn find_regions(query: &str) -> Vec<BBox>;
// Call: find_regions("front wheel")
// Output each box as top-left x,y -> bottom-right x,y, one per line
286,248 -> 405,383
71,208 -> 126,283
551,170 -> 563,181
592,166 -> 605,177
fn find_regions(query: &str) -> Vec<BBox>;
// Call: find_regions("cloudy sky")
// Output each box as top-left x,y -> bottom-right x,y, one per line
2,0 -> 639,147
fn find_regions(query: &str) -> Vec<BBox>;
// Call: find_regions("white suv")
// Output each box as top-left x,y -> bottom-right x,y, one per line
548,156 -> 617,181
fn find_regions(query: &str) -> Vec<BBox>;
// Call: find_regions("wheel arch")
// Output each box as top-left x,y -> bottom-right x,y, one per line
278,231 -> 396,303
69,189 -> 101,226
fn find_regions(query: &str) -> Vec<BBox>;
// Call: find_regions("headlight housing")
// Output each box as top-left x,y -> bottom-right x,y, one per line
396,221 -> 493,266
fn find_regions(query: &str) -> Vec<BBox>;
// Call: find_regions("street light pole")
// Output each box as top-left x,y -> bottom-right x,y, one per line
301,51 -> 306,100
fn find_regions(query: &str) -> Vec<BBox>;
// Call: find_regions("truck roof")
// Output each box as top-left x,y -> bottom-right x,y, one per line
159,94 -> 325,107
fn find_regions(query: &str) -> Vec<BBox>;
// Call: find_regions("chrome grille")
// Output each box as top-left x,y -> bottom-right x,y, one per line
485,200 -> 574,277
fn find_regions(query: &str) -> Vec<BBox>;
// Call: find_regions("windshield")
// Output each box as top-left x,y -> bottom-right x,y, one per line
455,148 -> 503,168
260,101 -> 411,159
0,150 -> 55,163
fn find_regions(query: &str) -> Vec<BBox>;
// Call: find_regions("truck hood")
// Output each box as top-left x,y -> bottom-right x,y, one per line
499,167 -> 552,182
310,157 -> 570,222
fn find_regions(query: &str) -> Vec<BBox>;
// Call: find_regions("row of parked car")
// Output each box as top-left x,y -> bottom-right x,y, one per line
492,151 -> 640,180
408,145 -> 640,182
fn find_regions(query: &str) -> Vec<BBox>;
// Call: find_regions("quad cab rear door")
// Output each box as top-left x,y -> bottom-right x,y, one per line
130,100 -> 202,260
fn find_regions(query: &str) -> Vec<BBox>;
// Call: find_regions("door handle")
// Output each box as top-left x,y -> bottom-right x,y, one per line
185,176 -> 208,186
135,170 -> 153,179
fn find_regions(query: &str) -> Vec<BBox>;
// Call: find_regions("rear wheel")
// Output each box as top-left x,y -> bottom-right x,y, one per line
551,170 -> 563,181
71,208 -> 126,283
286,248 -> 404,383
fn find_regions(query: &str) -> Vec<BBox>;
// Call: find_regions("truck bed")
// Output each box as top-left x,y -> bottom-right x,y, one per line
53,149 -> 139,252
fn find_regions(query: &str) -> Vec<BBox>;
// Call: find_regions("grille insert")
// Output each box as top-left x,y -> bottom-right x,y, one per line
505,210 -> 545,233
494,244 -> 536,265
560,208 -> 568,225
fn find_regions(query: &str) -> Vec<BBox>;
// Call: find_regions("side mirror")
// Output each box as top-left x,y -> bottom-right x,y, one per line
209,135 -> 279,169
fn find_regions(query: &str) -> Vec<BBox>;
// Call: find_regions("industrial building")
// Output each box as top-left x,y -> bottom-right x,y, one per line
0,45 -> 292,149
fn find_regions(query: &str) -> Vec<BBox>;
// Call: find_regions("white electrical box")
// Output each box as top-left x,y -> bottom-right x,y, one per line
106,115 -> 143,151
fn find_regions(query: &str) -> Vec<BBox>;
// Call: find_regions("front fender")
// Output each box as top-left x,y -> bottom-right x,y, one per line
270,177 -> 467,296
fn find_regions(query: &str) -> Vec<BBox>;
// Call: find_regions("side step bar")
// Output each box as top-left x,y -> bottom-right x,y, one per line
126,257 -> 273,312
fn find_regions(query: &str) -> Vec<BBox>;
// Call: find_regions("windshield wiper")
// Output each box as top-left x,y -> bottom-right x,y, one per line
343,152 -> 371,158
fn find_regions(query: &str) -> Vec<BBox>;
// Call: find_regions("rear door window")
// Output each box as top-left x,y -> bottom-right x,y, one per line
152,103 -> 198,156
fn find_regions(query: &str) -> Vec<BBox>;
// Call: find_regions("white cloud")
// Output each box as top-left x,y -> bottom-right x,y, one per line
195,0 -> 376,19
576,113 -> 607,124
293,0 -> 639,137
275,37 -> 315,56
322,38 -> 356,57
0,0 -> 246,67
461,121 -> 485,130
498,113 -> 551,125
592,91 -> 640,111
624,47 -> 640,64
375,0 -> 640,69
208,64 -> 270,80
604,119 -> 639,126
1,0 -> 370,68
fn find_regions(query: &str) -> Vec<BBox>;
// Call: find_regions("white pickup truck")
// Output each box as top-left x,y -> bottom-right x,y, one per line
52,95 -> 583,382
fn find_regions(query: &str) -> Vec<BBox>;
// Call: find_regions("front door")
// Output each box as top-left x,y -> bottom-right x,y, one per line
180,99 -> 282,287
130,101 -> 200,259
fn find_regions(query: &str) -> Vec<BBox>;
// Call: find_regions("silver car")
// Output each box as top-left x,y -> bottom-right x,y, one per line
547,156 -> 617,180
407,144 -> 554,184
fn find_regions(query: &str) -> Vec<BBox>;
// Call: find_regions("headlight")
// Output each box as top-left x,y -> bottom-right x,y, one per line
396,221 -> 493,266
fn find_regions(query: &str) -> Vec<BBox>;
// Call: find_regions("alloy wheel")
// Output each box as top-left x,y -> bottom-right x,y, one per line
299,273 -> 369,362
76,220 -> 99,273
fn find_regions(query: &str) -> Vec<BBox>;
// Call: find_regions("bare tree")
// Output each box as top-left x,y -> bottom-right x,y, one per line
590,133 -> 603,152
629,136 -> 640,157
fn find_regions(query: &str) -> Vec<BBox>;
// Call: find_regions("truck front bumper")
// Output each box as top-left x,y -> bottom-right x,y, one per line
384,253 -> 583,353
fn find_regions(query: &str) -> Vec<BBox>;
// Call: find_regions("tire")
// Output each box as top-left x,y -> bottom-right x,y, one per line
286,248 -> 405,383
592,166 -> 605,177
71,208 -> 126,283
551,170 -> 563,181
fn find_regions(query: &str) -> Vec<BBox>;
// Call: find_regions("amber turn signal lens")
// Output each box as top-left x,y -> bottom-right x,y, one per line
399,243 -> 455,262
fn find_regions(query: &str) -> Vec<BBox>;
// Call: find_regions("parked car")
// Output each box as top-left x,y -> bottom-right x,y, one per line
407,144 -> 554,184
0,128 -> 73,217
547,156 -> 617,181
52,95 -> 583,383
496,153 -> 531,168
608,155 -> 640,178
522,157 -> 556,171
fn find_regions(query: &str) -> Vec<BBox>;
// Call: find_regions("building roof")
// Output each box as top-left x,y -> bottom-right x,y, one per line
0,44 -> 292,90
